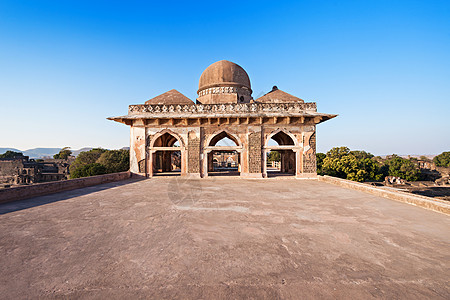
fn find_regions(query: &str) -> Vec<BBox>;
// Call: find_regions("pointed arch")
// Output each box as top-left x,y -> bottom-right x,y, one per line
207,130 -> 241,147
265,129 -> 297,146
150,129 -> 185,148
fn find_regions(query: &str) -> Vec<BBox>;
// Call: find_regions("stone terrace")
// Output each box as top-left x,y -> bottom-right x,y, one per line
0,178 -> 449,299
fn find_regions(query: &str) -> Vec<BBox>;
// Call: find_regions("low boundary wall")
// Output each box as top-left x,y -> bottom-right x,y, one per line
0,172 -> 131,204
318,175 -> 450,215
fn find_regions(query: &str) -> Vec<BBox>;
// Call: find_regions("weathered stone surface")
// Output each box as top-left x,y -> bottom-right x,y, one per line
188,131 -> 200,173
248,131 -> 262,173
303,131 -> 316,174
0,172 -> 131,203
0,178 -> 448,299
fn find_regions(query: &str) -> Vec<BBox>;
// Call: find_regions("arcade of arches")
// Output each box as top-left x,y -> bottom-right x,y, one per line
109,60 -> 336,178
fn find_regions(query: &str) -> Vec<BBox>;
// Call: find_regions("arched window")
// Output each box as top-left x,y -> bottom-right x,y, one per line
266,130 -> 296,177
208,131 -> 241,176
151,132 -> 182,176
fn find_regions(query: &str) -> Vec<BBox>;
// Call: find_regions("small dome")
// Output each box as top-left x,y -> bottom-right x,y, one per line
198,60 -> 251,93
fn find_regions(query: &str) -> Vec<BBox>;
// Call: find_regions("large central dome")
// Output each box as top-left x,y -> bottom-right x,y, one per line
197,60 -> 252,104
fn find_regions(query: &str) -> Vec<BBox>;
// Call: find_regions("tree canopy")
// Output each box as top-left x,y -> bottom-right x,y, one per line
317,147 -> 422,182
0,151 -> 24,159
53,147 -> 72,159
383,155 -> 420,181
433,151 -> 450,167
320,147 -> 383,182
69,148 -> 129,179
267,151 -> 281,162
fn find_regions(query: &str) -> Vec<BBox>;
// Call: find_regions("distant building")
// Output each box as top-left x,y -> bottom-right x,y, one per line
109,60 -> 336,178
0,156 -> 71,186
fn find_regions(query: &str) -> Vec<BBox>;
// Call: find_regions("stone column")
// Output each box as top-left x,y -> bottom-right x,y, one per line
130,124 -> 146,175
187,130 -> 201,178
262,148 -> 268,178
243,127 -> 263,178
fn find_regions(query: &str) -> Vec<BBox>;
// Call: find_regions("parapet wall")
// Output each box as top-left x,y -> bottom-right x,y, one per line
318,175 -> 450,215
0,172 -> 131,204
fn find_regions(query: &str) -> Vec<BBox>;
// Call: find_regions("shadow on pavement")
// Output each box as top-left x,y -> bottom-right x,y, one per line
0,178 -> 146,215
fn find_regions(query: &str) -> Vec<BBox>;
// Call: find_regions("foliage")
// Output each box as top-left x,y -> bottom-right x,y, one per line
319,147 -> 423,182
316,153 -> 326,174
69,148 -> 107,175
0,151 -> 24,158
96,149 -> 130,173
69,148 -> 129,179
433,151 -> 450,167
383,155 -> 420,181
321,148 -> 383,182
267,151 -> 281,162
70,163 -> 107,178
325,146 -> 350,159
350,150 -> 374,160
53,147 -> 72,159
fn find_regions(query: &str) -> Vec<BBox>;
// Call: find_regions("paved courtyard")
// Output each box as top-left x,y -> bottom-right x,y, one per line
0,178 -> 449,299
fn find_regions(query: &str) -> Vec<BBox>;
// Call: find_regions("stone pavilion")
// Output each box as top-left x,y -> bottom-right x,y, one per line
109,60 -> 336,178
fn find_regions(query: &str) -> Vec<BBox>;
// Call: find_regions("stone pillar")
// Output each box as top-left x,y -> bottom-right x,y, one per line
262,148 -> 268,178
130,124 -> 146,175
243,128 -> 263,178
187,130 -> 201,178
298,131 -> 317,179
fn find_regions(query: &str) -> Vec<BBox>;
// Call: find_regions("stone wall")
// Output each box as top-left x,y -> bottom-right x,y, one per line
303,132 -> 316,174
0,172 -> 131,204
248,131 -> 262,173
0,160 -> 23,184
188,131 -> 200,173
318,175 -> 450,215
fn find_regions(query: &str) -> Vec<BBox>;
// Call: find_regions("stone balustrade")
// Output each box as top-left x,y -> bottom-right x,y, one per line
128,102 -> 317,115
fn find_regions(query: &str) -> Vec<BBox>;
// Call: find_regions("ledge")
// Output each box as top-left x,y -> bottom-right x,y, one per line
128,102 -> 318,115
0,172 -> 131,204
318,175 -> 450,215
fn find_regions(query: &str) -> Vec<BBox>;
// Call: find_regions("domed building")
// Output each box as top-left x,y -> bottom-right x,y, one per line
109,60 -> 336,178
197,60 -> 253,104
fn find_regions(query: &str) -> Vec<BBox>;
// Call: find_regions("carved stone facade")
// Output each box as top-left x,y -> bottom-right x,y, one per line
109,60 -> 336,178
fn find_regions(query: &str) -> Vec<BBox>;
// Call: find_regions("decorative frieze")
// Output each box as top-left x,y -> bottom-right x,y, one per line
128,102 -> 317,115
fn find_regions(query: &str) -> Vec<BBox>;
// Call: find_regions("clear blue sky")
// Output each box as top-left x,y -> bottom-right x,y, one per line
0,0 -> 449,155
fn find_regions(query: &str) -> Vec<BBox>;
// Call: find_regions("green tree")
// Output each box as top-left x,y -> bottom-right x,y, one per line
0,151 -> 24,158
326,146 -> 350,159
384,155 -> 420,181
350,150 -> 374,160
321,147 -> 383,182
70,163 -> 107,179
54,147 -> 72,159
69,148 -> 129,179
316,153 -> 326,174
433,151 -> 450,167
96,149 -> 130,173
69,148 -> 107,176
267,151 -> 281,162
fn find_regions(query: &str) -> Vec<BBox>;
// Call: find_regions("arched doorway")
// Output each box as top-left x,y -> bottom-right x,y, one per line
265,130 -> 297,177
151,132 -> 182,176
206,131 -> 241,177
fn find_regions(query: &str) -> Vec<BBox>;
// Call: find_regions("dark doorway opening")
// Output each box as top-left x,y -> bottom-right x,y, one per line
207,131 -> 241,177
153,150 -> 181,176
152,132 -> 181,176
208,150 -> 240,176
267,131 -> 296,177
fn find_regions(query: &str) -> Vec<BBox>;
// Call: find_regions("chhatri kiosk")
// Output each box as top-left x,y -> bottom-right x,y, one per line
109,60 -> 336,178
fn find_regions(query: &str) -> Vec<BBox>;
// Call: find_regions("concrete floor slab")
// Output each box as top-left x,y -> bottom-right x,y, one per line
0,178 -> 449,299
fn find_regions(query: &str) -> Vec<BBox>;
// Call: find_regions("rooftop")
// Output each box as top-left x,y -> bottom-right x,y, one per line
145,89 -> 194,105
0,178 -> 448,298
